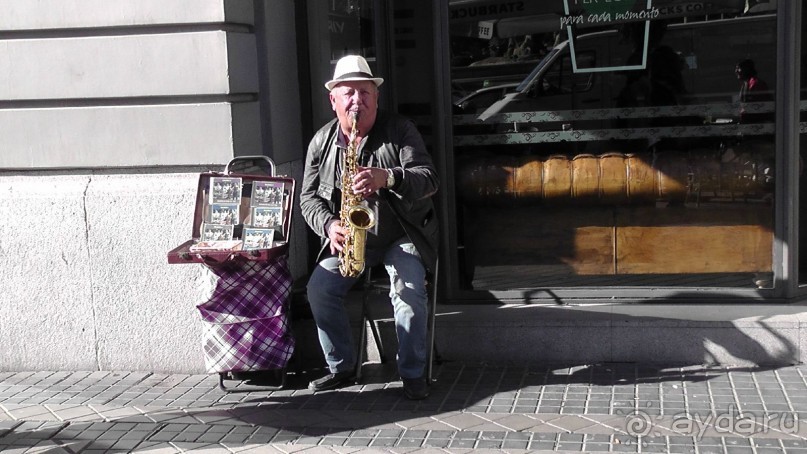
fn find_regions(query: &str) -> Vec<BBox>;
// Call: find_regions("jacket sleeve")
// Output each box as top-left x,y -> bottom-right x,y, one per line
300,126 -> 337,240
388,118 -> 440,201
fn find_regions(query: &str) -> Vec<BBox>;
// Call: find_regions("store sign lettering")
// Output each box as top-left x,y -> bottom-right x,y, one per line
450,1 -> 525,20
560,6 -> 659,28
561,0 -> 661,29
477,21 -> 495,39
568,0 -> 637,15
656,3 -> 724,15
329,19 -> 345,34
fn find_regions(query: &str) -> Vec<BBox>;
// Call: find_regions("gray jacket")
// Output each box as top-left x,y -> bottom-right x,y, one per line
300,111 -> 440,272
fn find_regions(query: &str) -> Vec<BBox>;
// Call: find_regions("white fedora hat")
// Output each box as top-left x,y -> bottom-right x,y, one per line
324,55 -> 384,91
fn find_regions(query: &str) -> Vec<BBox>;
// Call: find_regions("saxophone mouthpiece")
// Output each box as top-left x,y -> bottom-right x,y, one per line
349,111 -> 360,138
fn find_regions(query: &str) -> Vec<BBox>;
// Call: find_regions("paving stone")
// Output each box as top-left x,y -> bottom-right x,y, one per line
527,439 -> 556,450
4,364 -> 807,452
725,448 -> 755,454
395,437 -> 423,448
318,436 -> 347,446
449,438 -> 476,448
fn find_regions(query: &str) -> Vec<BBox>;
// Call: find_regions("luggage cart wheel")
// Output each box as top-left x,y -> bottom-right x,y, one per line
218,369 -> 287,393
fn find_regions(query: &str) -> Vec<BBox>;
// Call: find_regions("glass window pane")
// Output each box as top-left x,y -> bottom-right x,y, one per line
450,1 -> 776,290
306,0 -> 377,128
800,5 -> 807,286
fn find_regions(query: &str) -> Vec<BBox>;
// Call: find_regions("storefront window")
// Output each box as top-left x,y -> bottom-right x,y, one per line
306,0 -> 378,129
325,0 -> 376,60
450,0 -> 777,290
799,4 -> 807,287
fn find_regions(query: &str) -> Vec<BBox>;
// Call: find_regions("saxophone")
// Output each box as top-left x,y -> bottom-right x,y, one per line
338,111 -> 377,277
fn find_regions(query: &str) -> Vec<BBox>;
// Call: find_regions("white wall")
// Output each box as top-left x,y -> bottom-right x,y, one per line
0,0 -> 260,169
0,173 -> 207,371
0,0 -> 305,372
0,0 -> 253,30
0,103 -> 260,168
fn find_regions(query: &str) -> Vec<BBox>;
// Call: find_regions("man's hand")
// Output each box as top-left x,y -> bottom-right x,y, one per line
327,219 -> 348,254
352,166 -> 388,199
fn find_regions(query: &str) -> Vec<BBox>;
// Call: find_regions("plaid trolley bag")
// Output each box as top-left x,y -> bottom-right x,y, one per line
168,156 -> 295,392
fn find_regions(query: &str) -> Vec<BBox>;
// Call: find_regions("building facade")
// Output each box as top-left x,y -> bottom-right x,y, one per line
2,0 -> 807,373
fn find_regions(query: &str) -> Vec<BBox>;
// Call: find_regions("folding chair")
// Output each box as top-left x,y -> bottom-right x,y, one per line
354,260 -> 439,383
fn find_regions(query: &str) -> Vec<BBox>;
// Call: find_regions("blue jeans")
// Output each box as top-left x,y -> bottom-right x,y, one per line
306,237 -> 428,379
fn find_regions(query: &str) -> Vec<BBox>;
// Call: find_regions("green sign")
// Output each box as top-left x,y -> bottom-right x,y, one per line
578,0 -> 638,16
562,0 -> 653,73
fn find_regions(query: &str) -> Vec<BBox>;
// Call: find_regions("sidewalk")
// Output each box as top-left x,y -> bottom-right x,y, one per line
1,361 -> 807,453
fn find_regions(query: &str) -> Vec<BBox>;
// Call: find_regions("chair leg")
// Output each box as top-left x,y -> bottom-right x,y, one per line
426,260 -> 439,383
355,311 -> 367,382
356,285 -> 388,382
368,314 -> 386,363
427,310 -> 437,382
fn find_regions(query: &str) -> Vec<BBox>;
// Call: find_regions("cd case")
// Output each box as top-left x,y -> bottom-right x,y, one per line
167,172 -> 295,264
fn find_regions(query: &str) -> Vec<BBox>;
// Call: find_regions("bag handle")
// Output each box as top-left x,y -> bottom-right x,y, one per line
225,156 -> 276,177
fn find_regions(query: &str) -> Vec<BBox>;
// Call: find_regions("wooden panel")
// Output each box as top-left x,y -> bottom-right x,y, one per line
464,204 -> 773,277
615,206 -> 773,273
542,156 -> 573,201
457,152 -> 696,205
464,206 -> 615,275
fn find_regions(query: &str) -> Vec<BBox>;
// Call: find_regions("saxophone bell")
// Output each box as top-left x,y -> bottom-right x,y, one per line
347,205 -> 376,230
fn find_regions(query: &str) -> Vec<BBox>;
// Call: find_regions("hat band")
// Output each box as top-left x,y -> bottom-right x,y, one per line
335,71 -> 375,80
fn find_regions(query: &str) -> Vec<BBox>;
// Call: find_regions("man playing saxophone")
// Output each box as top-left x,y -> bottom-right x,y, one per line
300,55 -> 439,400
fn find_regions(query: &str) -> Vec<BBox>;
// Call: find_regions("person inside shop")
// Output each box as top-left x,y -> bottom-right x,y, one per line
300,55 -> 440,400
735,58 -> 772,123
733,58 -> 775,200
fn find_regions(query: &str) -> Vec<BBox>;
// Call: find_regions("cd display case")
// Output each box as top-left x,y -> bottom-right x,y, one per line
167,171 -> 295,264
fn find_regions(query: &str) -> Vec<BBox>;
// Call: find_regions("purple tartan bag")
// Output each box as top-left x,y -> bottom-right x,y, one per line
196,256 -> 294,374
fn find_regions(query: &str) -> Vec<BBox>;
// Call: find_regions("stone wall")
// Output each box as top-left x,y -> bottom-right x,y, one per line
0,0 -> 306,372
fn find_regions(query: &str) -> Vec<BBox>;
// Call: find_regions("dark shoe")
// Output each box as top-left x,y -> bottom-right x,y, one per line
308,371 -> 355,392
402,377 -> 430,400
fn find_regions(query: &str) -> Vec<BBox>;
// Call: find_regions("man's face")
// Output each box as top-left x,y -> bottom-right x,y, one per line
329,80 -> 379,136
